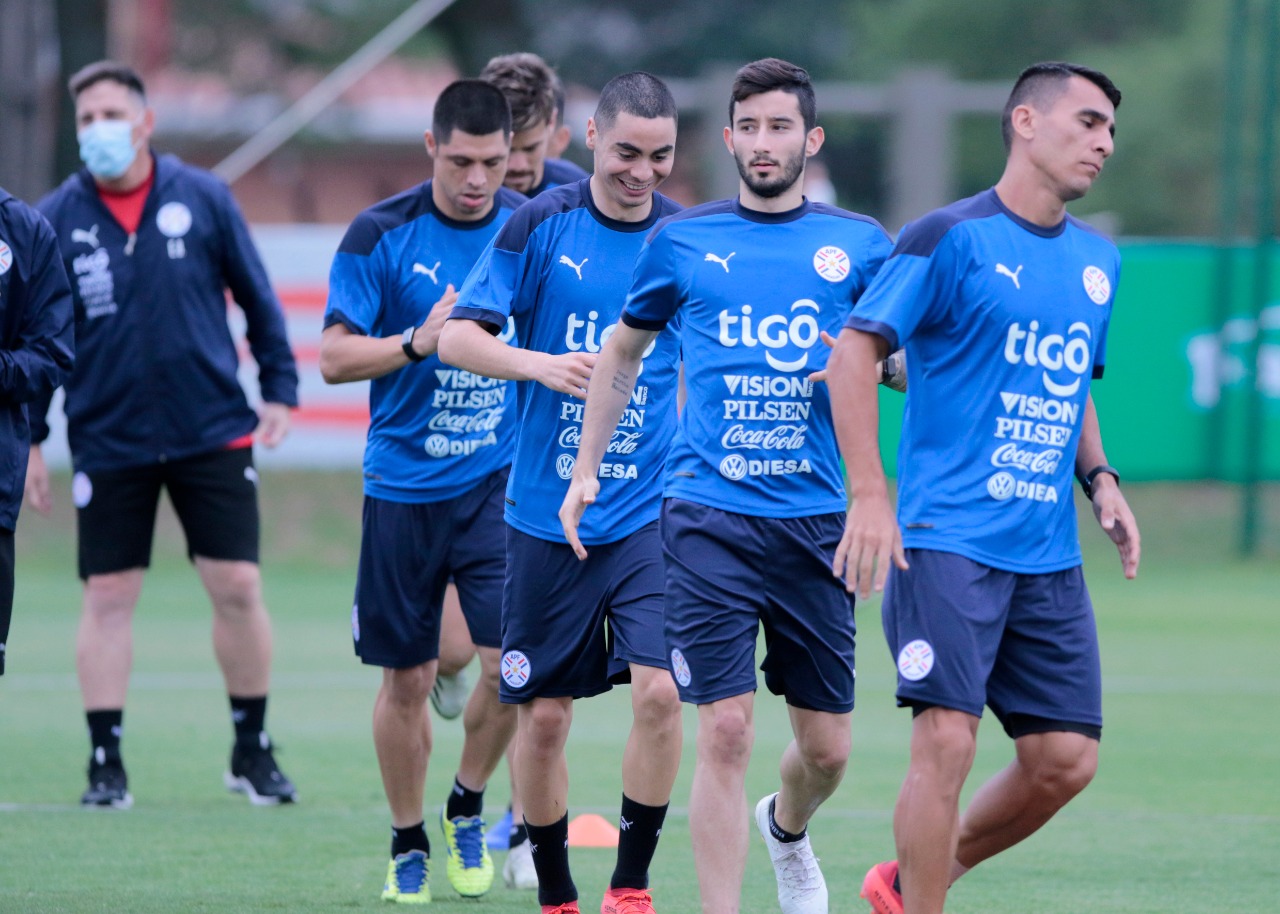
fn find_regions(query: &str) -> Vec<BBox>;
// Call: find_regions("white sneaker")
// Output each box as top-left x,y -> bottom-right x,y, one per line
502,838 -> 538,890
754,793 -> 828,914
430,671 -> 469,720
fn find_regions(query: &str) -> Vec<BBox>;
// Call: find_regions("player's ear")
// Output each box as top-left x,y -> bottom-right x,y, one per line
424,130 -> 437,157
723,125 -> 734,155
585,117 -> 598,151
1010,104 -> 1036,144
805,125 -> 825,157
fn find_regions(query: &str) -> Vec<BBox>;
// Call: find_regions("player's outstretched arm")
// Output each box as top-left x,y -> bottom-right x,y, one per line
558,323 -> 656,560
319,286 -> 458,384
1077,394 -> 1140,579
438,317 -> 596,398
827,328 -> 908,598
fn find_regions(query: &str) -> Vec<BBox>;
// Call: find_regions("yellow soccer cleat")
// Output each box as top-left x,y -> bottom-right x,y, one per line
382,850 -> 431,904
440,810 -> 495,897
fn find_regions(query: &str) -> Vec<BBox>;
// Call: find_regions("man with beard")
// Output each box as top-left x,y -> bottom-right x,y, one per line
558,58 -> 892,914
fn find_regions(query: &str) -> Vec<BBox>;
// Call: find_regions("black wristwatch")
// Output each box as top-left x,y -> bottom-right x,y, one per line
1079,464 -> 1120,500
402,326 -> 426,362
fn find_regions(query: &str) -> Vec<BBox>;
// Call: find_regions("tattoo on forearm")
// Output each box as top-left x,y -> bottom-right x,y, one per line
610,370 -> 632,396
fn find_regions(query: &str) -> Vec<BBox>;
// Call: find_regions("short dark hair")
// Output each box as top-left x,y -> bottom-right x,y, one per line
68,60 -> 146,102
730,58 -> 816,133
432,80 -> 512,144
1001,62 -> 1122,151
594,72 -> 677,133
480,52 -> 557,132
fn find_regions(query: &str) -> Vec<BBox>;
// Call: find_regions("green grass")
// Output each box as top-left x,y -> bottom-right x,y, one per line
3,474 -> 1279,912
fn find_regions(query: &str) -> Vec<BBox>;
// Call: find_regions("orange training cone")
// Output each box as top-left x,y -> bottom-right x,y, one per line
567,813 -> 620,847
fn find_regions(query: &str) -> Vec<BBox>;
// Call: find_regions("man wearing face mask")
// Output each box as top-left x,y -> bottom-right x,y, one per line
31,60 -> 299,810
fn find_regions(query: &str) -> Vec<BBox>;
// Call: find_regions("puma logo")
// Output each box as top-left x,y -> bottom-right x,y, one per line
413,261 -> 441,283
558,255 -> 587,280
995,263 -> 1023,289
72,225 -> 100,249
704,251 -> 736,272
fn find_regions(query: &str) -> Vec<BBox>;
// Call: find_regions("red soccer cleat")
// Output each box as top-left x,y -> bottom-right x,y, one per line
861,860 -> 903,914
601,887 -> 655,914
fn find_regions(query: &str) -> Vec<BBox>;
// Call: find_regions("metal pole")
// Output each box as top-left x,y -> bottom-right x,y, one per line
212,0 -> 458,185
1210,0 -> 1251,479
1241,0 -> 1278,555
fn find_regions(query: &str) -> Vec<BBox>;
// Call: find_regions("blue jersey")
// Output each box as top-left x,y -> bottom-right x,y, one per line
326,182 -> 526,503
453,179 -> 683,546
624,198 -> 891,519
846,188 -> 1120,573
529,158 -> 589,197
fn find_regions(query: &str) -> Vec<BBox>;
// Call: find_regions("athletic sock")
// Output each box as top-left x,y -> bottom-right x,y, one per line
610,794 -> 668,890
86,709 -> 123,763
391,821 -> 430,857
768,795 -> 807,843
445,776 -> 484,819
509,821 -> 529,848
526,814 -> 576,906
229,694 -> 267,747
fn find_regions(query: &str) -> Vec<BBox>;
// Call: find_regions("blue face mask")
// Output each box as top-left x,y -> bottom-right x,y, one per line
77,119 -> 141,180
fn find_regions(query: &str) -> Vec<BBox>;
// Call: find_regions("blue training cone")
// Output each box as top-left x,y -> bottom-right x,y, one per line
485,807 -> 513,850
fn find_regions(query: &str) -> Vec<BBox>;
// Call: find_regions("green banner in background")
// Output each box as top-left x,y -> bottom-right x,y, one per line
875,242 -> 1280,481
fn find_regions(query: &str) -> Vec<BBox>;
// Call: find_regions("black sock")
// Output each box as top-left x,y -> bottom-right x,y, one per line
86,710 -> 123,764
611,794 -> 668,890
768,795 -> 807,843
229,695 -> 267,746
893,868 -> 902,894
526,814 -> 576,906
509,821 -> 529,847
391,821 -> 429,857
445,777 -> 484,819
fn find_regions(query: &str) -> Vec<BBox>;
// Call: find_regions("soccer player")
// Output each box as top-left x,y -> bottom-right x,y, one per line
319,79 -> 526,903
1,187 -> 76,676
439,71 -> 683,914
561,59 -> 892,914
826,62 -> 1139,914
481,52 -> 590,197
30,60 -> 299,809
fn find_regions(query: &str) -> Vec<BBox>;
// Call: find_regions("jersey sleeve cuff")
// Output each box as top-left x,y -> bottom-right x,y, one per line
448,306 -> 509,335
621,309 -> 668,332
323,309 -> 368,334
843,316 -> 900,353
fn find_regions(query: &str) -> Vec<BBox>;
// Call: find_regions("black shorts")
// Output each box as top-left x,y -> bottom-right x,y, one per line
73,447 -> 260,579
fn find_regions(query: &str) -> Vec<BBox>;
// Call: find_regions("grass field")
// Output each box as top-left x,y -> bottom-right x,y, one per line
2,473 -> 1278,912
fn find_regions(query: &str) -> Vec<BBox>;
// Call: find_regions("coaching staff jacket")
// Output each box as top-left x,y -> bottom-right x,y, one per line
0,189 -> 76,530
33,154 -> 298,473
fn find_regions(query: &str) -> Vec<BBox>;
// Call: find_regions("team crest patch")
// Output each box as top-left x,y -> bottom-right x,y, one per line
897,639 -> 935,681
72,472 -> 93,508
813,245 -> 850,282
0,239 -> 12,275
351,604 -> 360,641
670,648 -> 692,687
502,650 -> 531,689
1082,266 -> 1110,304
156,202 -> 193,238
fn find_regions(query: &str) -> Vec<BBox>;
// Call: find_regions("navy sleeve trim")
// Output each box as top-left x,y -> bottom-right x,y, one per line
324,310 -> 366,334
1093,365 -> 1105,380
621,310 -> 668,332
337,184 -> 433,257
449,306 -> 507,334
844,317 -> 900,353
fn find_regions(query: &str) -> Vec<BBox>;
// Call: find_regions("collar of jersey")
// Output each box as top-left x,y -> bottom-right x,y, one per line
731,197 -> 812,225
581,178 -> 665,233
985,188 -> 1068,239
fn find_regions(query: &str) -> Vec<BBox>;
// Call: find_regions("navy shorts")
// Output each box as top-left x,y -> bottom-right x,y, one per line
352,467 -> 507,669
661,498 -> 857,713
882,548 -> 1102,736
499,520 -> 666,703
74,446 -> 259,579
